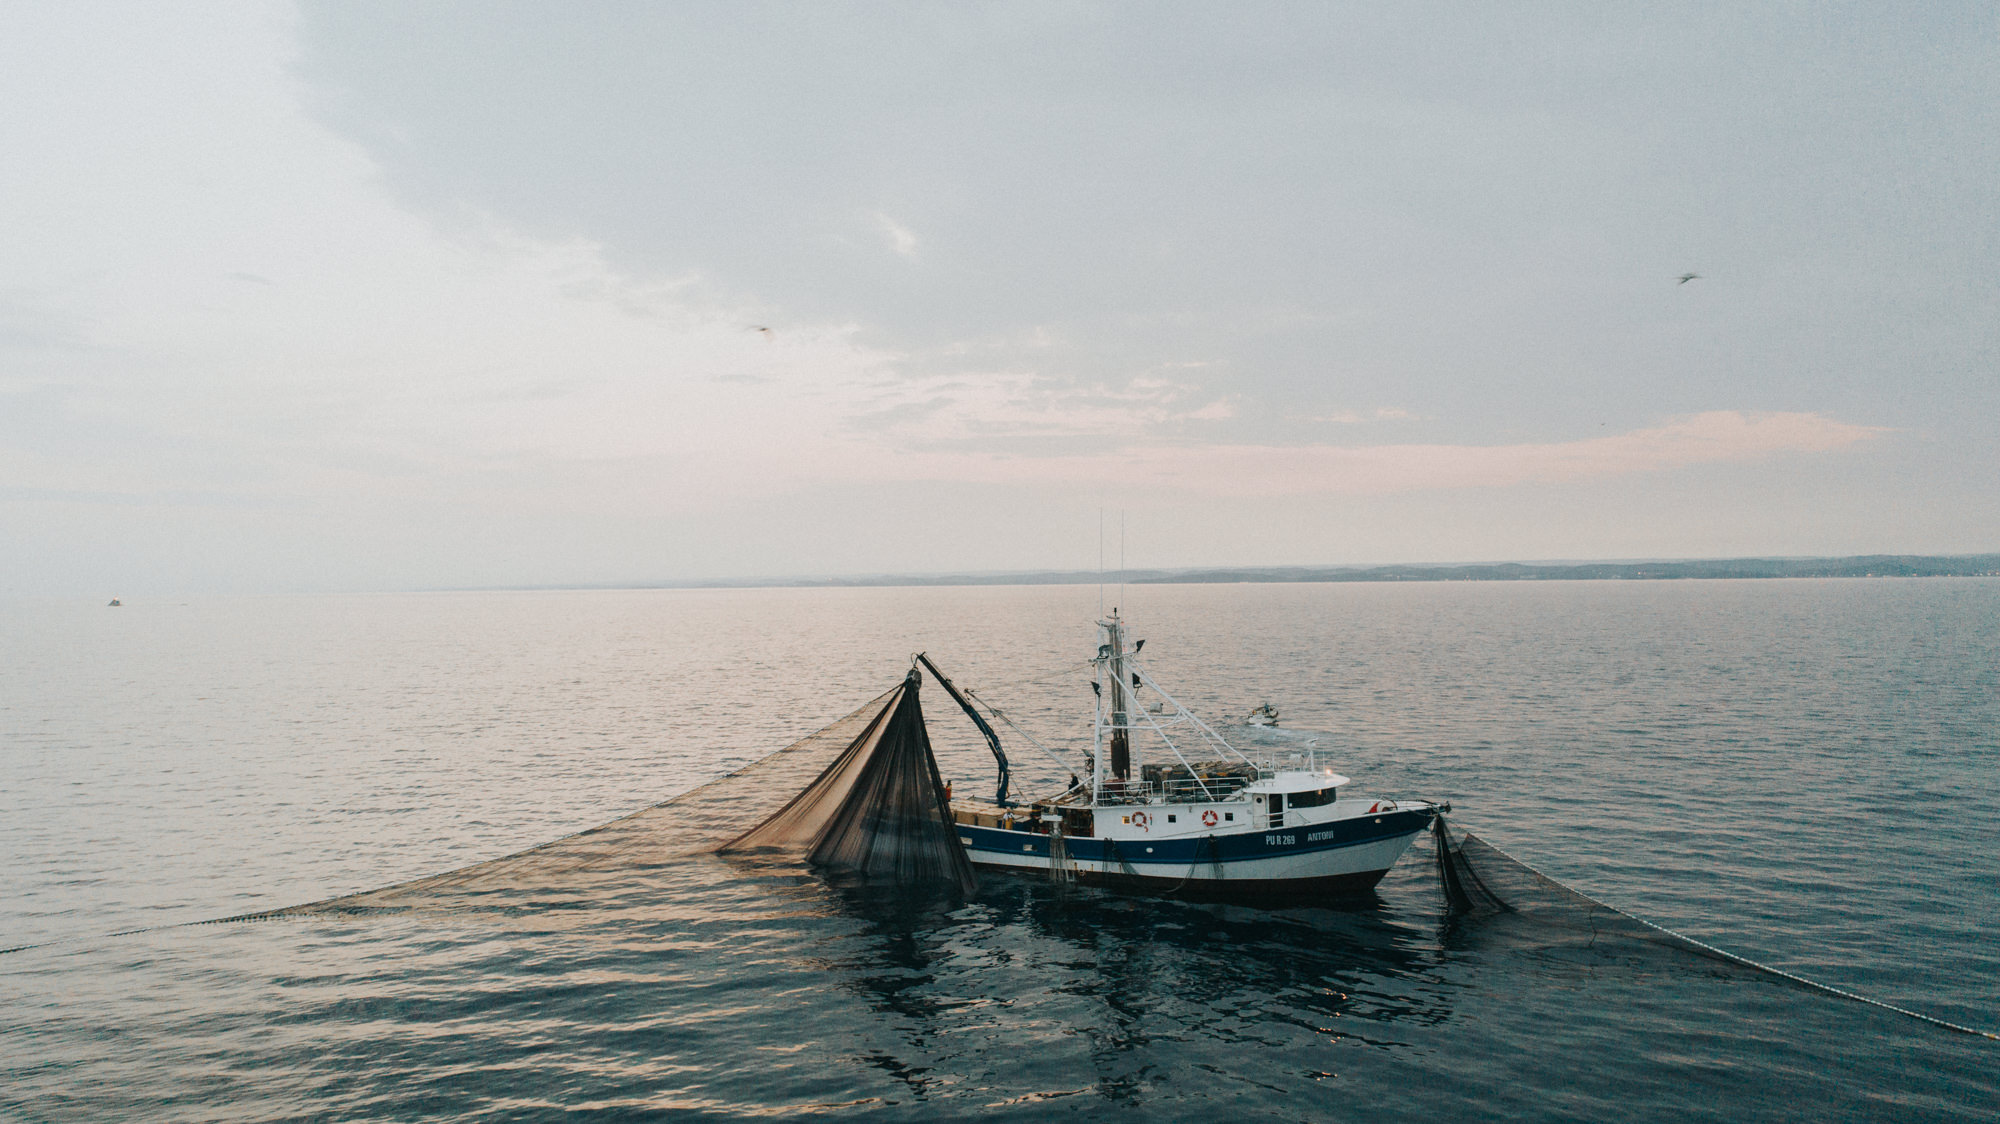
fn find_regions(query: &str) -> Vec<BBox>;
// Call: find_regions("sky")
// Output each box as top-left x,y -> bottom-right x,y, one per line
3,2 -> 1995,594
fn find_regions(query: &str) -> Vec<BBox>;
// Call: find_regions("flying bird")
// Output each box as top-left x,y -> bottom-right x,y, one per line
746,325 -> 773,337
1677,273 -> 1701,284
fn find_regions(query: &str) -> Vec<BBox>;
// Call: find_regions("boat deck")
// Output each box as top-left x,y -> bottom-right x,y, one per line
950,800 -> 1096,836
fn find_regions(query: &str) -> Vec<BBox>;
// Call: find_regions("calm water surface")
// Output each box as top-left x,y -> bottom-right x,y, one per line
2,580 -> 1996,1120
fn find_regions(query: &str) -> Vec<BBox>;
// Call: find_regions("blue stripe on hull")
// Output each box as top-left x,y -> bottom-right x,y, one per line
957,807 -> 1434,868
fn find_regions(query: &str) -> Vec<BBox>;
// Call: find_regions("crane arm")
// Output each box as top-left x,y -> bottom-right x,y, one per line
915,652 -> 1011,806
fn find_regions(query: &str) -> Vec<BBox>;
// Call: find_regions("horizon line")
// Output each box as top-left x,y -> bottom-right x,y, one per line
438,551 -> 2000,594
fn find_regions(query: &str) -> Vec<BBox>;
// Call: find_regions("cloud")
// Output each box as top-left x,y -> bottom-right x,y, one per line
1319,406 -> 1419,424
873,212 -> 918,258
866,411 -> 1885,496
844,373 -> 1235,447
4,5 -> 1966,593
0,10 -> 1886,539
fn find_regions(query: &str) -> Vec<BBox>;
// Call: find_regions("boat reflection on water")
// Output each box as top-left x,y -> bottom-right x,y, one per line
752,853 -> 1458,1065
225,844 -> 1461,1110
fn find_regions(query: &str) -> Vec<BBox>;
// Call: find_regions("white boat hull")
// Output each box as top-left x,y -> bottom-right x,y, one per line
953,805 -> 1436,902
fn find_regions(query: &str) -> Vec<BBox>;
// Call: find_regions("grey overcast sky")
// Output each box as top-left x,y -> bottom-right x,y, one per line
3,2 -> 1996,594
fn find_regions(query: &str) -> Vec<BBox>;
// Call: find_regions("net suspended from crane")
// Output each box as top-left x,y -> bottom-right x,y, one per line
719,668 -> 976,894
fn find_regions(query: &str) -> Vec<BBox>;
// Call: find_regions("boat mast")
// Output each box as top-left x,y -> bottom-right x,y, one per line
1097,611 -> 1134,788
1091,663 -> 1106,800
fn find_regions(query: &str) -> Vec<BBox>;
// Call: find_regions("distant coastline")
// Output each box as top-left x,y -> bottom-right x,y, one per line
524,553 -> 2000,592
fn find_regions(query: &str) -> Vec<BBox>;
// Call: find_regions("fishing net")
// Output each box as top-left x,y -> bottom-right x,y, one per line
1432,816 -> 1997,1040
247,675 -> 974,917
720,670 -> 977,895
1434,815 -> 1629,924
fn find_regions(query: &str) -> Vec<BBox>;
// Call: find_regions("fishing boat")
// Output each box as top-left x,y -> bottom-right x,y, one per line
932,611 -> 1444,902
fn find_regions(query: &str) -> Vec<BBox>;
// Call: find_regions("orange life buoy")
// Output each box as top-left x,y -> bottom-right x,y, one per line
1131,811 -> 1150,830
1201,809 -> 1219,827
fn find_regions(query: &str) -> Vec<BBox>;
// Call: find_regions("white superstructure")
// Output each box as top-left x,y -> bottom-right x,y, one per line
946,612 -> 1442,901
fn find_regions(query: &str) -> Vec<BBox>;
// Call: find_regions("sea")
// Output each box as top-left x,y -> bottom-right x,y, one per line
2,579 -> 1996,1121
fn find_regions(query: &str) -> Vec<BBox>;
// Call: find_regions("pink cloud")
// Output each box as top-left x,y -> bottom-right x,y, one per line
886,411 -> 1886,496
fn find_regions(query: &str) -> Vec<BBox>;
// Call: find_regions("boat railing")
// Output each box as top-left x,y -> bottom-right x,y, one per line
1094,779 -> 1157,805
1256,749 -> 1326,774
1160,776 -> 1253,803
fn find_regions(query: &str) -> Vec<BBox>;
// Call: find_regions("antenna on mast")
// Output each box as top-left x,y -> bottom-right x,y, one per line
1119,510 -> 1126,612
1098,504 -> 1105,616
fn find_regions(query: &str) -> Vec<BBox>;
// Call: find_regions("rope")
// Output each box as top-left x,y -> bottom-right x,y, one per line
1459,832 -> 1998,1042
966,659 -> 1094,699
971,696 -> 1081,775
1102,837 -> 1141,880
1161,834 -> 1223,896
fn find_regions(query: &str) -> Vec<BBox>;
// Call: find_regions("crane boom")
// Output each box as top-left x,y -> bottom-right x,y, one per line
915,652 -> 1011,806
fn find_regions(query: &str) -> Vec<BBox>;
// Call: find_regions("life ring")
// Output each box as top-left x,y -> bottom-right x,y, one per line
1131,811 -> 1150,830
1201,810 -> 1219,827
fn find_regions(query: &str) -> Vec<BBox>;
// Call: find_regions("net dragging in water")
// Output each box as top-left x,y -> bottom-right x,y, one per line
1433,816 -> 1997,1041
238,674 -> 974,919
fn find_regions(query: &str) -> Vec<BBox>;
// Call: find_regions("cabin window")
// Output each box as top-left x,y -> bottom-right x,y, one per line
1167,814 -> 1177,823
1288,786 -> 1338,809
1225,812 -> 1234,821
